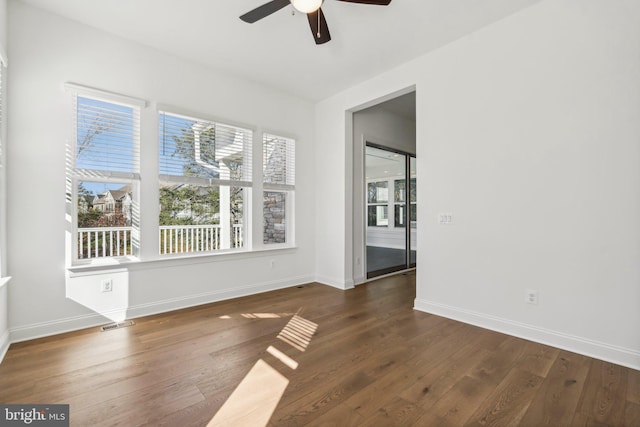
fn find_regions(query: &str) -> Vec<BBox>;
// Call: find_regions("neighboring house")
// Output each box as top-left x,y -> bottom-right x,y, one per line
159,182 -> 220,223
77,194 -> 93,213
90,186 -> 133,225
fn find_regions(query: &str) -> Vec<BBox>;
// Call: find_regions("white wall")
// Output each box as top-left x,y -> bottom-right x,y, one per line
0,0 -> 8,362
315,0 -> 640,369
6,1 -> 316,341
354,108 -> 416,156
352,107 -> 416,283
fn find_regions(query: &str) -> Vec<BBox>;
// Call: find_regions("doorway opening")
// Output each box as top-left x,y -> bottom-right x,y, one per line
365,144 -> 416,278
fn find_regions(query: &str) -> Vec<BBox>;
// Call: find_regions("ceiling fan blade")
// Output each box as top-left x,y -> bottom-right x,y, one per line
307,7 -> 331,45
240,0 -> 291,23
336,0 -> 391,4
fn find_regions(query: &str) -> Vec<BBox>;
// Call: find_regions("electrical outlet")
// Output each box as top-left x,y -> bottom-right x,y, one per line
101,279 -> 113,293
525,289 -> 538,305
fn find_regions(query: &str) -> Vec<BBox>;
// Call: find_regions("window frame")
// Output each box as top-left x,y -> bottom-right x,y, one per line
0,52 -> 7,281
65,94 -> 300,271
65,83 -> 147,266
157,107 -> 255,257
262,132 -> 295,247
367,180 -> 389,227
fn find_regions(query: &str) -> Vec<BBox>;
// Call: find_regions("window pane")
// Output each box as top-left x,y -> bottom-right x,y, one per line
368,205 -> 388,227
411,204 -> 417,227
410,178 -> 417,203
159,112 -> 252,182
394,204 -> 406,227
159,183 -> 245,254
263,134 -> 295,185
367,181 -> 388,203
264,191 -> 286,244
76,181 -> 134,259
75,97 -> 138,173
394,179 -> 405,202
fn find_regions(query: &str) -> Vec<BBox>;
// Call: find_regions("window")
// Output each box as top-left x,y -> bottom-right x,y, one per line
65,84 -> 145,264
0,56 -> 6,279
393,178 -> 416,228
159,111 -> 252,255
394,179 -> 405,227
367,181 -> 388,227
0,60 -> 4,162
262,133 -> 295,245
66,89 -> 296,265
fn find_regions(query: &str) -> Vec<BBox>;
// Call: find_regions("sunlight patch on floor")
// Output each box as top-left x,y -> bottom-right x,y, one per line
207,359 -> 288,427
266,345 -> 299,370
218,312 -> 296,319
209,313 -> 319,426
277,315 -> 318,352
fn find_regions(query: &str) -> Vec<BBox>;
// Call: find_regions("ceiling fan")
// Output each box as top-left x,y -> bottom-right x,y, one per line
240,0 -> 392,45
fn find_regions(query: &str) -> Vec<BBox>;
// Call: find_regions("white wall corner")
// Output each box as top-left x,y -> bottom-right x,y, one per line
414,298 -> 640,371
315,275 -> 355,290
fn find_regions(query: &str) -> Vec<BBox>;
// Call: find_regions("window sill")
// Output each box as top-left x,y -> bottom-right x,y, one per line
0,276 -> 11,289
67,245 -> 298,276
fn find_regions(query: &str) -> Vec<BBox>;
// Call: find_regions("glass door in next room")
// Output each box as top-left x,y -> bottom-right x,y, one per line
365,144 -> 416,278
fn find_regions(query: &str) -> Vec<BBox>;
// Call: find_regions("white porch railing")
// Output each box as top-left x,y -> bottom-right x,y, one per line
77,227 -> 132,259
77,224 -> 243,259
159,224 -> 243,254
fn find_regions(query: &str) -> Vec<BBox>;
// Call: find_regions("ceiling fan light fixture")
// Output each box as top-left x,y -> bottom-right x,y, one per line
290,0 -> 322,13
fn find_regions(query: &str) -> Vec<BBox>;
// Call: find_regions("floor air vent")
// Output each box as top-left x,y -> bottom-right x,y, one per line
100,320 -> 135,332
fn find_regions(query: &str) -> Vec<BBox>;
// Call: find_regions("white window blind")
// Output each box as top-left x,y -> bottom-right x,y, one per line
0,64 -> 4,160
71,95 -> 141,179
159,111 -> 253,186
263,133 -> 295,190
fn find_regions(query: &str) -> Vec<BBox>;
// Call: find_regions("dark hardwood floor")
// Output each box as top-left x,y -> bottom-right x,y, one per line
1,272 -> 639,426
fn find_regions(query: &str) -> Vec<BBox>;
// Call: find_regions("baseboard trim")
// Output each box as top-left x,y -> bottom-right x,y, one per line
9,275 -> 315,344
353,275 -> 366,286
125,274 -> 315,320
315,275 -> 355,290
0,329 -> 10,364
414,298 -> 640,371
10,310 -> 128,343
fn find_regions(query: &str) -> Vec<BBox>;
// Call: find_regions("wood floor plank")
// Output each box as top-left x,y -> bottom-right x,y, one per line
464,367 -> 544,426
272,370 -> 374,426
628,366 -> 640,404
514,340 -> 560,377
468,335 -> 528,386
0,272 -> 638,426
399,336 -> 491,407
575,359 -> 629,426
625,401 -> 640,426
519,350 -> 591,426
358,396 -> 422,426
419,374 -> 495,426
304,402 -> 366,427
570,412 -> 611,427
73,378 -> 205,426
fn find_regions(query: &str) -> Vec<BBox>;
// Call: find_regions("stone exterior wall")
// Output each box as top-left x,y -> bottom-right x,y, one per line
263,191 -> 285,244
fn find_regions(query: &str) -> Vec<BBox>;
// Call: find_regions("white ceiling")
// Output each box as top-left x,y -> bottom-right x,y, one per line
18,0 -> 541,101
